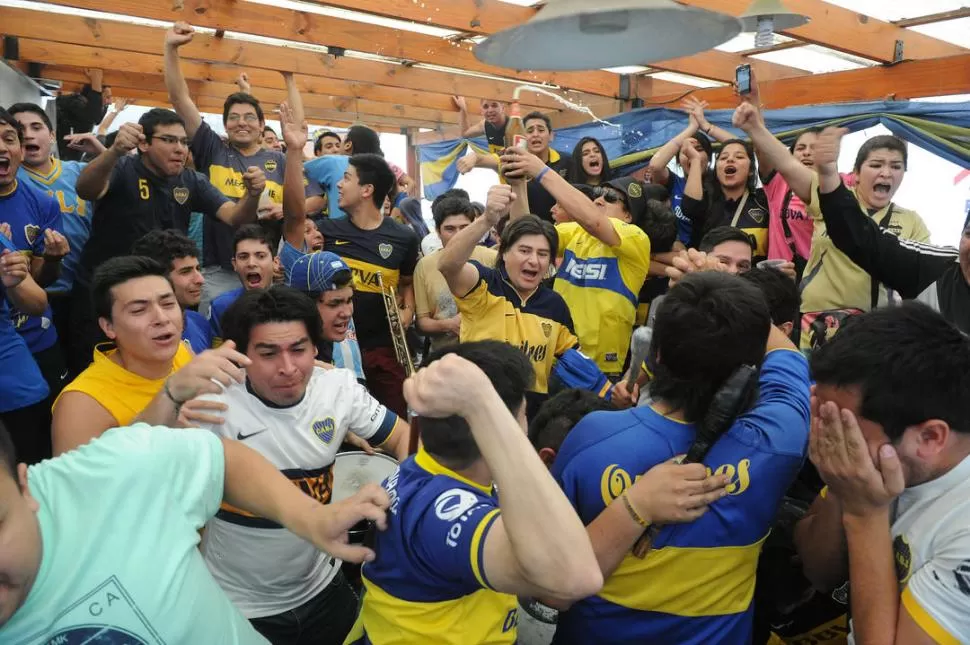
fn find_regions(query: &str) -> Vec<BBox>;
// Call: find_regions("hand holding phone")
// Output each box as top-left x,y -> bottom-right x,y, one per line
736,64 -> 752,96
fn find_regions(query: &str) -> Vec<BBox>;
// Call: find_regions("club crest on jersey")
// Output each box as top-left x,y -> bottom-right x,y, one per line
265,159 -> 278,173
748,207 -> 766,224
23,224 -> 40,246
627,182 -> 643,199
894,534 -> 913,584
541,321 -> 552,338
173,187 -> 190,205
378,243 -> 393,259
312,417 -> 336,444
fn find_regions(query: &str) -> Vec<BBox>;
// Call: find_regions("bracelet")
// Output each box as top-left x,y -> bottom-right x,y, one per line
535,166 -> 550,183
705,124 -> 714,134
620,491 -> 650,528
163,378 -> 184,410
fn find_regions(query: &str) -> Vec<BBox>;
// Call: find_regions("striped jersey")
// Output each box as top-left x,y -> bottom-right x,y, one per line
553,220 -> 651,373
346,448 -> 517,645
551,350 -> 810,644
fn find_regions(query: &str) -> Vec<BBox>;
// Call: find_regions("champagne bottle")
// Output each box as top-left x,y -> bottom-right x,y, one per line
502,100 -> 531,215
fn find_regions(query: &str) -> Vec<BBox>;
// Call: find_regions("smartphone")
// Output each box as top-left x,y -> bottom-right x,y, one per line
736,64 -> 752,95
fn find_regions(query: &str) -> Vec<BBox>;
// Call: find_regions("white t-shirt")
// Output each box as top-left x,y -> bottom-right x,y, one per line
850,453 -> 970,643
0,425 -> 268,645
199,367 -> 400,618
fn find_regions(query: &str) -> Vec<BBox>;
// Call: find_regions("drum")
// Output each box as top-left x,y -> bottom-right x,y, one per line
331,451 -> 399,503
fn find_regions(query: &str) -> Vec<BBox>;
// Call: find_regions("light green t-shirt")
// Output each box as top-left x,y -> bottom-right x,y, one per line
0,424 -> 269,645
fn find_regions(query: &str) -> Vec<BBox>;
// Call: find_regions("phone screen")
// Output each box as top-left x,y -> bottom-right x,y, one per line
736,65 -> 752,95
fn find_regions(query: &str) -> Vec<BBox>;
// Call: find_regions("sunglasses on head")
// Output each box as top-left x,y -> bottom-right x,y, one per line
594,187 -> 624,204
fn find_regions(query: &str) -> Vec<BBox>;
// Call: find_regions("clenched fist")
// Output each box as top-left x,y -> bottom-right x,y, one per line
165,21 -> 195,49
111,123 -> 145,156
243,166 -> 267,197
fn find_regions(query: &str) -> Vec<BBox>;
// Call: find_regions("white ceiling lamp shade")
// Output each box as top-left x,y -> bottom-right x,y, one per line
740,0 -> 811,48
473,0 -> 743,71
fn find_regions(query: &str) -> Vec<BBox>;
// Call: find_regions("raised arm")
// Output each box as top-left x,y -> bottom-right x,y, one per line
733,102 -> 814,203
75,122 -> 142,201
405,354 -> 603,602
439,185 -> 510,296
454,95 -> 485,139
683,97 -> 734,144
279,101 -> 308,248
96,98 -> 127,136
163,22 -> 204,138
647,103 -> 702,186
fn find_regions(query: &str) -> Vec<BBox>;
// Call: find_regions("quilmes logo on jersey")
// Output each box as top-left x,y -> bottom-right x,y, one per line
173,186 -> 190,205
312,417 -> 336,444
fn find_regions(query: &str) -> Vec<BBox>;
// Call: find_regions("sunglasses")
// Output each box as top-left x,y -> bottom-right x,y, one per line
594,187 -> 626,205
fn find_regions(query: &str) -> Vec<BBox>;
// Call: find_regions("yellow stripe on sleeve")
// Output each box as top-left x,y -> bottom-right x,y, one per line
901,585 -> 961,645
470,509 -> 501,590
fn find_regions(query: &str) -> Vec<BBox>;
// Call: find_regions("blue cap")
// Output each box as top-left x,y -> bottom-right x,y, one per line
287,251 -> 351,293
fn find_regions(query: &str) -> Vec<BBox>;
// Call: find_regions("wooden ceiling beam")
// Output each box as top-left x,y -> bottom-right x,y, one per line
893,8 -> 970,28
677,0 -> 967,63
0,7 -> 570,112
645,52 -> 970,109
308,0 -> 806,83
38,0 -> 621,97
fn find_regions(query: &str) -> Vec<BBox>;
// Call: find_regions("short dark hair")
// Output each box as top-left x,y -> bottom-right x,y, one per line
92,255 -> 171,321
0,108 -> 25,143
811,303 -> 970,440
641,200 -> 678,253
314,130 -> 341,155
498,215 -> 558,273
0,419 -> 16,479
678,132 -> 713,165
431,188 -> 470,215
139,108 -> 185,142
567,136 -> 612,184
641,182 -> 670,204
348,153 -> 395,209
221,285 -> 324,354
789,127 -> 824,155
130,229 -> 200,273
741,266 -> 799,328
345,125 -> 382,156
650,272 -> 771,422
529,388 -> 613,452
699,226 -> 756,253
263,125 -> 278,138
222,92 -> 265,126
8,102 -> 53,132
420,341 -> 534,468
433,196 -> 475,230
523,111 -> 552,132
853,134 -> 908,173
232,223 -> 275,257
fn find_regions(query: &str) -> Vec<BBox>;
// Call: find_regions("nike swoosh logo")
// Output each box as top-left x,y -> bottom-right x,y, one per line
334,240 -> 351,245
236,429 -> 269,441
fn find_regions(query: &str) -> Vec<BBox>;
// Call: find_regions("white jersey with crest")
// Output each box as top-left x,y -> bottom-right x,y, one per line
198,366 -> 400,618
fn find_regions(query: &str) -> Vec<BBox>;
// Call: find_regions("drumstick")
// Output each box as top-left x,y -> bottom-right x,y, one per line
407,412 -> 420,455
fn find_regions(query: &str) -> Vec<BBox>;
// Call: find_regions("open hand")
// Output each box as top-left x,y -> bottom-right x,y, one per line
665,249 -> 726,286
278,101 -> 308,151
310,484 -> 390,563
176,398 -> 228,427
166,341 -> 251,403
626,460 -> 731,526
500,147 -> 545,180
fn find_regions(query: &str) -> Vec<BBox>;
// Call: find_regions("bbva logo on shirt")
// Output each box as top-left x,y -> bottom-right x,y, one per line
434,488 -> 481,522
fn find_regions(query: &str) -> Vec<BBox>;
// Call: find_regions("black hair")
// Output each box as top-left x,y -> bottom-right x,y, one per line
0,419 -> 16,479
677,132 -> 713,166
567,136 -> 613,184
138,108 -> 186,142
314,130 -> 341,155
8,102 -> 54,132
130,229 -> 200,273
811,303 -> 970,440
222,92 -> 265,126
221,285 -> 324,354
523,111 -> 552,132
104,131 -> 119,149
433,196 -> 475,230
431,188 -> 470,215
641,182 -> 670,204
421,341 -> 534,468
232,223 -> 275,257
529,388 -> 613,452
263,126 -> 278,138
498,215 -> 558,273
308,269 -> 355,303
650,272 -> 771,422
348,153 -> 395,209
345,125 -> 382,156
640,200 -> 678,253
741,266 -> 799,328
698,226 -> 756,254
789,127 -> 824,155
853,134 -> 908,173
92,255 -> 171,321
0,108 -> 25,143
716,139 -> 758,191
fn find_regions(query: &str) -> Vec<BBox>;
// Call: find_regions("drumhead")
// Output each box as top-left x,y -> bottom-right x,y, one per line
332,451 -> 399,503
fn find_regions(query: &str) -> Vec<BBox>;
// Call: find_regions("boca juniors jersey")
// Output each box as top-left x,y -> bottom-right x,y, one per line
346,448 -> 517,645
551,349 -> 811,645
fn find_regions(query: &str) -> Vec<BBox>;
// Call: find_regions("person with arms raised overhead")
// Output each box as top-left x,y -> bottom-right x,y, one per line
71,108 -> 264,372
0,413 -> 391,644
304,124 -> 384,222
346,340 -> 603,645
454,95 -> 509,155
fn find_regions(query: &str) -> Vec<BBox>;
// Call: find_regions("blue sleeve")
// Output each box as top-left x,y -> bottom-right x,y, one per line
279,240 -> 305,278
304,155 -> 339,188
413,487 -> 502,591
207,299 -> 223,341
736,350 -> 811,457
42,195 -> 64,244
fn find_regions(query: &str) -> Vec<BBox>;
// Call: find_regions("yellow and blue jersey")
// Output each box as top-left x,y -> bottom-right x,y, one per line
19,157 -> 91,293
207,286 -> 244,347
551,349 -> 811,645
458,261 -> 579,406
347,448 -> 517,645
554,220 -> 651,374
182,309 -> 212,355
